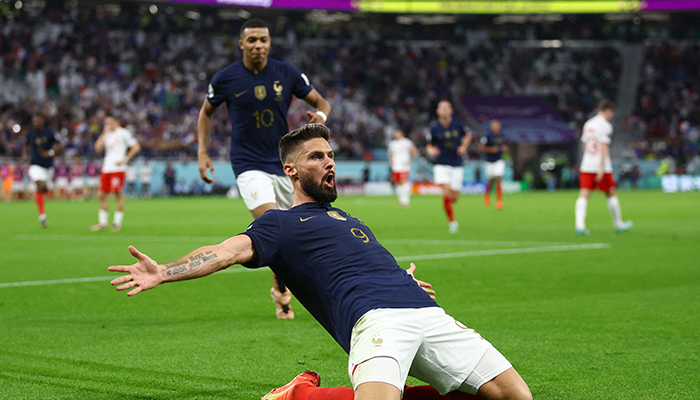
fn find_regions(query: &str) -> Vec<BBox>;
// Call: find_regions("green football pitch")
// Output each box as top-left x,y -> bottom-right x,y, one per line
1,190 -> 698,399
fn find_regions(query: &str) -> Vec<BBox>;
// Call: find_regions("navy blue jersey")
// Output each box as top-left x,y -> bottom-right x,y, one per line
242,202 -> 438,353
207,58 -> 314,177
429,119 -> 467,167
26,128 -> 60,169
481,132 -> 506,163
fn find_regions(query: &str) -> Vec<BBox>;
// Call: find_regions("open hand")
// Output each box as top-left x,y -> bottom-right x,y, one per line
108,246 -> 162,296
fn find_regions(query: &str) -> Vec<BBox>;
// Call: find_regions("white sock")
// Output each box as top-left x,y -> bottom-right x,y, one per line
399,183 -> 411,205
113,211 -> 124,227
575,197 -> 588,230
607,196 -> 623,229
98,209 -> 108,226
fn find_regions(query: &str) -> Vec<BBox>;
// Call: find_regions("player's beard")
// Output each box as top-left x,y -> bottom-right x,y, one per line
300,170 -> 337,204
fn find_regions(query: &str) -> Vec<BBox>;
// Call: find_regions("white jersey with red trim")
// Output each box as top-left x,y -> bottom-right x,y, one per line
388,138 -> 415,173
102,127 -> 137,173
580,114 -> 613,173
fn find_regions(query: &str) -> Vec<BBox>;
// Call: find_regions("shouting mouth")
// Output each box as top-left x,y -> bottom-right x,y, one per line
324,173 -> 335,188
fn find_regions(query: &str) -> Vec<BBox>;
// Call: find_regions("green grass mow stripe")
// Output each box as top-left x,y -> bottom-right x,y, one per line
1,243 -> 609,289
10,234 -> 227,243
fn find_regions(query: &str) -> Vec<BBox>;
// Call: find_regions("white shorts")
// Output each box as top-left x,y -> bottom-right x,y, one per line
13,182 -> 25,193
484,160 -> 506,180
28,165 -> 53,183
348,308 -> 511,395
71,178 -> 85,190
236,170 -> 294,211
86,177 -> 99,188
433,164 -> 464,192
55,177 -> 69,189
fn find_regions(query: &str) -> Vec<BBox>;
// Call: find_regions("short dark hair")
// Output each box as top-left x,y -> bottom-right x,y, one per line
599,100 -> 615,111
240,18 -> 269,36
279,123 -> 330,164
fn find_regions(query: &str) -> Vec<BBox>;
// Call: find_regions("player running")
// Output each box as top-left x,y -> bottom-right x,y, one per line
387,128 -> 418,208
108,124 -> 531,400
426,100 -> 472,233
478,119 -> 508,210
91,115 -> 141,232
196,18 -> 331,319
575,100 -> 633,235
24,113 -> 61,227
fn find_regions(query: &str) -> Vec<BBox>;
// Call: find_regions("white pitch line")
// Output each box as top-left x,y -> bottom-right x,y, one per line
393,243 -> 610,262
0,267 -> 262,289
0,243 -> 609,289
382,239 -> 571,247
12,235 -> 573,247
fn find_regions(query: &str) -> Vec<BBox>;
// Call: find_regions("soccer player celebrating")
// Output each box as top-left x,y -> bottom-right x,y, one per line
426,100 -> 472,233
387,128 -> 418,208
24,113 -> 61,227
91,115 -> 141,232
478,119 -> 508,210
108,124 -> 531,400
197,18 -> 331,319
575,100 -> 632,235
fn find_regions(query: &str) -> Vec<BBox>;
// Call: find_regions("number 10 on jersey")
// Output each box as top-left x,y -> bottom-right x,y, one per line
253,109 -> 274,128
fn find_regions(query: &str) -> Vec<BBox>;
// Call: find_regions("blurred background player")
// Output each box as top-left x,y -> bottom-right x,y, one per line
388,128 -> 418,208
24,113 -> 61,227
1,158 -> 14,201
70,155 -> 85,200
140,160 -> 152,198
85,158 -> 100,200
91,115 -> 141,232
125,163 -> 137,198
12,162 -> 27,200
53,157 -> 70,199
478,119 -> 509,210
575,100 -> 633,235
426,100 -> 472,233
196,18 -> 331,319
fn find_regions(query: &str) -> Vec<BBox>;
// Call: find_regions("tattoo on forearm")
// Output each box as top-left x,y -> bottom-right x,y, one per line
164,250 -> 218,276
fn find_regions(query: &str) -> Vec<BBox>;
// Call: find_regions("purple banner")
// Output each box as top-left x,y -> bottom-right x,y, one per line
162,0 -> 356,10
642,1 -> 700,11
461,95 -> 576,144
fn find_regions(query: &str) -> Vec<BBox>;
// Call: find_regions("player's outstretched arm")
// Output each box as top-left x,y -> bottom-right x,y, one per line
108,235 -> 257,297
197,98 -> 217,183
406,263 -> 436,300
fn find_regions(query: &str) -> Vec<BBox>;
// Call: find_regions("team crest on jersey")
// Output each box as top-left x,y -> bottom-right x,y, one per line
327,211 -> 347,221
273,80 -> 283,101
254,85 -> 267,100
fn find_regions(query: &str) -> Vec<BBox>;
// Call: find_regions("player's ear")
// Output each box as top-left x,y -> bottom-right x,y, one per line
239,39 -> 244,50
283,163 -> 297,179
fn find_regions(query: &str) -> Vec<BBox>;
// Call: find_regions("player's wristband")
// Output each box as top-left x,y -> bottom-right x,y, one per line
315,111 -> 327,123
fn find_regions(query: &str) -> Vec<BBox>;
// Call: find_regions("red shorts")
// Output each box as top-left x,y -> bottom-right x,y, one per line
100,172 -> 126,193
579,172 -> 616,193
391,171 -> 409,184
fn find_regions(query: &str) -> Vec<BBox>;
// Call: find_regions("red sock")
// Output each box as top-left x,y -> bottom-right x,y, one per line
404,385 -> 479,399
485,181 -> 492,194
36,192 -> 45,215
443,196 -> 455,222
295,386 -> 354,400
496,181 -> 502,202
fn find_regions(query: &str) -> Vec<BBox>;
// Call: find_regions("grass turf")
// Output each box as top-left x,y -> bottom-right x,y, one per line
1,189 -> 698,399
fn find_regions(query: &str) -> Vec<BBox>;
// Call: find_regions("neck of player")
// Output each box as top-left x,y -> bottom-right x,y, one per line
244,56 -> 267,73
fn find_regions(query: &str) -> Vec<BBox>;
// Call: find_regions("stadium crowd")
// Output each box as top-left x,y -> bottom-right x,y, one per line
1,3 -> 699,176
